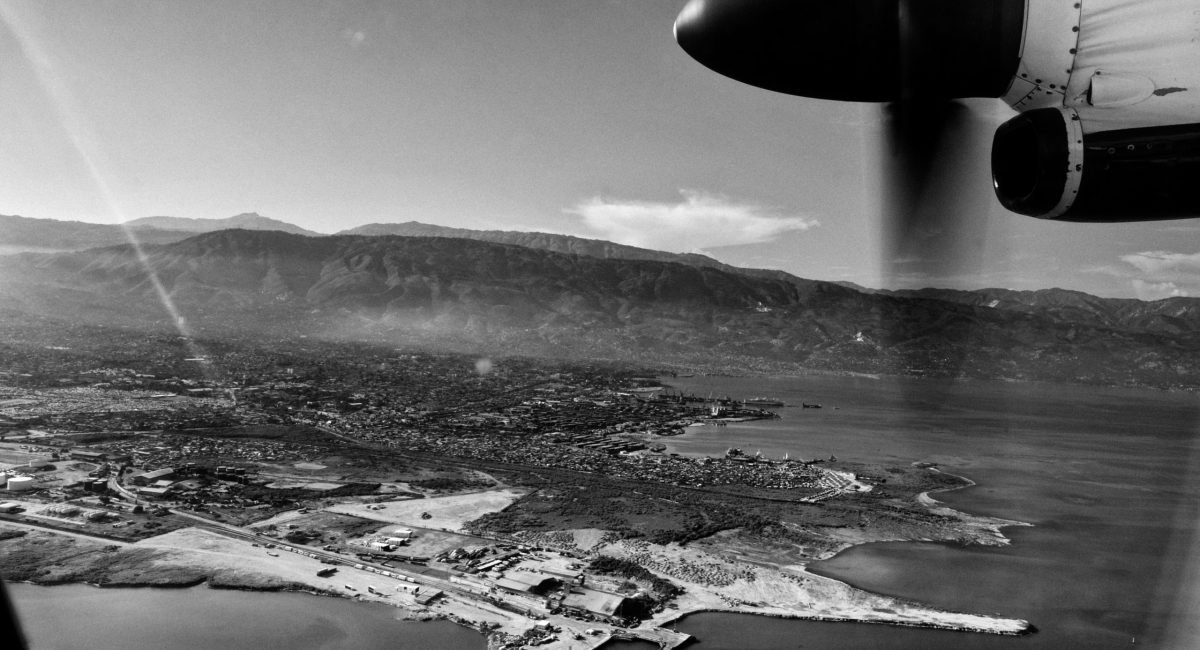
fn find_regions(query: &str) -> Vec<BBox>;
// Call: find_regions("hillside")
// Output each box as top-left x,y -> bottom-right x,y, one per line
891,287 -> 1200,336
2,229 -> 1198,388
338,221 -> 805,283
343,221 -> 731,266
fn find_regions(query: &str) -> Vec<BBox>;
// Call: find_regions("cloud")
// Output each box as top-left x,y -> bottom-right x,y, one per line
342,28 -> 366,47
1130,280 -> 1187,301
566,190 -> 818,254
1119,251 -> 1200,275
1116,250 -> 1200,299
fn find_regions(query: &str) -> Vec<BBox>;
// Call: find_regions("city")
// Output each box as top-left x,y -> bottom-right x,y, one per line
1,328 -> 1031,648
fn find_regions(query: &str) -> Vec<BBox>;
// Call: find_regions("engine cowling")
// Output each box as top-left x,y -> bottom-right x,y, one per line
673,0 -> 1024,102
992,108 -> 1200,221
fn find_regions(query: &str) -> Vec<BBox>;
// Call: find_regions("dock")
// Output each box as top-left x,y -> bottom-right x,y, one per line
606,627 -> 692,649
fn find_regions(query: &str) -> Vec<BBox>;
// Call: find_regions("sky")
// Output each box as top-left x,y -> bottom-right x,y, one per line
1,0 -> 1199,300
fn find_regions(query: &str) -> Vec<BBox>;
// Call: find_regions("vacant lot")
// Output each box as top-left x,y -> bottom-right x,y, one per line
324,488 -> 526,532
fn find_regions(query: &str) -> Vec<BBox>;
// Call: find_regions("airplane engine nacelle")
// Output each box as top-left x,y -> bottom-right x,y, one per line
992,108 -> 1200,221
673,0 -> 1024,102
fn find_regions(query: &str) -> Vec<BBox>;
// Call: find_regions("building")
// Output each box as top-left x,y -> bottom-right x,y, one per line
70,449 -> 108,462
137,486 -> 172,499
559,587 -> 636,623
494,572 -> 561,597
413,589 -> 442,606
130,468 -> 175,486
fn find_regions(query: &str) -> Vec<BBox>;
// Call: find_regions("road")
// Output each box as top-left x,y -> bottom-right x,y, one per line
102,466 -> 691,648
15,479 -> 690,649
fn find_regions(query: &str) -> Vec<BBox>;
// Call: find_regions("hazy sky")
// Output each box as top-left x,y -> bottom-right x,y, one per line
1,0 -> 1198,300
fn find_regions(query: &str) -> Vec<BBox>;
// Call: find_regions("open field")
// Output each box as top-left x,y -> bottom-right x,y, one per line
324,488 -> 527,532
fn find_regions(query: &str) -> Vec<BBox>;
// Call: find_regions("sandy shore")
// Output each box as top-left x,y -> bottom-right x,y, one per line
601,537 -> 1030,637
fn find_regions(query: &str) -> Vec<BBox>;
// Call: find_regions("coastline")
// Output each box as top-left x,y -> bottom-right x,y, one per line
916,467 -> 1034,543
595,465 -> 1035,638
792,467 -> 1035,625
639,422 -> 1035,639
4,476 -> 1037,647
3,441 -> 1036,648
660,607 -> 1037,637
4,484 -> 1035,650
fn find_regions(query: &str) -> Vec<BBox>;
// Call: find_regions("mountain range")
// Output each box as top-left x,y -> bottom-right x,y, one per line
122,213 -> 319,236
0,212 -> 316,252
1,214 -> 1198,388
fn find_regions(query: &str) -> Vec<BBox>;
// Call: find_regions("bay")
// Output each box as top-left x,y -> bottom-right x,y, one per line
663,374 -> 1200,648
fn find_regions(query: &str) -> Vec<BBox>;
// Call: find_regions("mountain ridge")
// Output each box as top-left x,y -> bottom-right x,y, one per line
123,212 -> 320,236
2,229 -> 1197,389
337,221 -> 812,284
0,213 -> 192,252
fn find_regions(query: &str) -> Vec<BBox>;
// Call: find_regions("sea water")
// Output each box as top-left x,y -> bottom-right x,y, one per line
663,374 -> 1200,649
7,583 -> 484,650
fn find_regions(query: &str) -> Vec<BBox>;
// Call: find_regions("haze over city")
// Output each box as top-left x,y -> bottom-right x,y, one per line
2,0 -> 1199,300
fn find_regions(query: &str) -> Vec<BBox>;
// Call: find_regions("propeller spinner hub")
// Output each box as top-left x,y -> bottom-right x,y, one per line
674,0 -> 1024,102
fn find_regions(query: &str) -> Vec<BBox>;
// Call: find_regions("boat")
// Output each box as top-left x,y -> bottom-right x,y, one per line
802,403 -> 822,409
742,397 -> 785,407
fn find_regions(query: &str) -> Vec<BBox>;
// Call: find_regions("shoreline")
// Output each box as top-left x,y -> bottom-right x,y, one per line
645,422 -> 1035,638
3,434 -> 1037,647
794,469 -> 1035,622
660,607 -> 1037,637
797,464 -> 1033,573
5,488 -> 1037,645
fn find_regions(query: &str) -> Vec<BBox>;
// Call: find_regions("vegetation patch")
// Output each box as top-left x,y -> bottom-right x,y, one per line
237,482 -> 381,505
408,477 -> 495,492
587,555 -> 681,598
